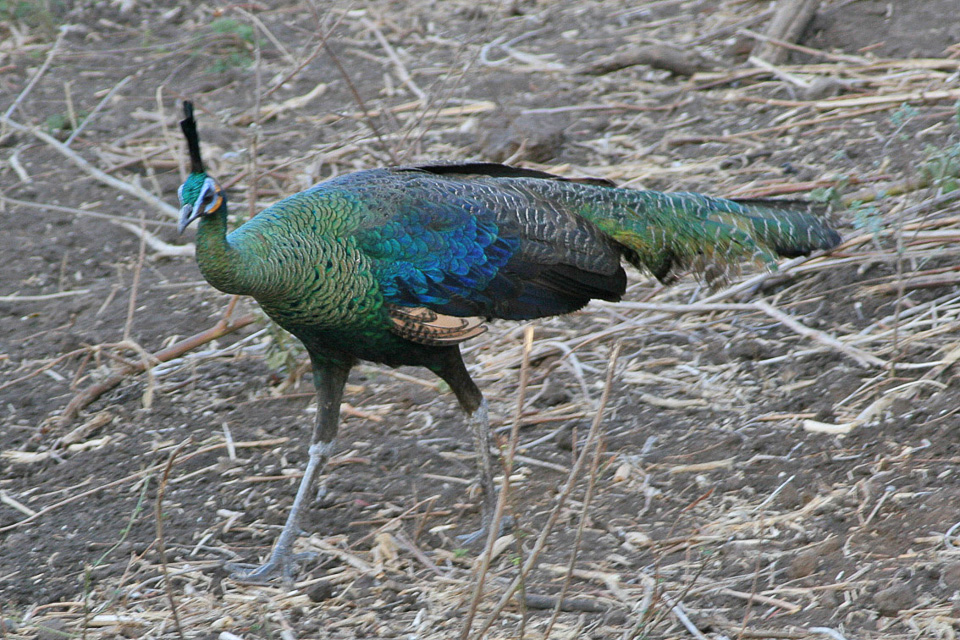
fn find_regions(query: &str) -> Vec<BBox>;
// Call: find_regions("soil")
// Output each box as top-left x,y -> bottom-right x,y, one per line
2,1 -> 960,639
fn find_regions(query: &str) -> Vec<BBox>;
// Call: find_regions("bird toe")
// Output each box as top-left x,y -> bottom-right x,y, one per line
456,514 -> 515,546
226,550 -> 317,585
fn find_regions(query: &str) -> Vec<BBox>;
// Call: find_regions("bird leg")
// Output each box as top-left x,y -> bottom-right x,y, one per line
230,359 -> 351,583
433,348 -> 508,545
457,397 -> 503,545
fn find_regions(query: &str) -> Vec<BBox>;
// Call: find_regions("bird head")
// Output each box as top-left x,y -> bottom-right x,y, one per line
177,101 -> 225,234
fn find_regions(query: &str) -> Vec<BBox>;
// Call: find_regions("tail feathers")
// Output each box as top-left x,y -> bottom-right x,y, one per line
729,198 -> 842,258
584,192 -> 841,284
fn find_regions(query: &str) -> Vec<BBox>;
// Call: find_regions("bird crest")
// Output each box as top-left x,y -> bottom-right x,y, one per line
177,101 -> 224,233
180,100 -> 205,174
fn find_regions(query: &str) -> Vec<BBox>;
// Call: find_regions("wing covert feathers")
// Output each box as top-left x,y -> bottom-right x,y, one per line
388,306 -> 487,346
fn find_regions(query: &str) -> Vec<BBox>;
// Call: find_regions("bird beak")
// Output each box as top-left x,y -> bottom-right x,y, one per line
178,203 -> 200,235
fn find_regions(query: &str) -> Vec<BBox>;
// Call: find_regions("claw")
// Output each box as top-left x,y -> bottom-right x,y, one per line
457,514 -> 515,546
226,551 -> 318,585
224,440 -> 335,583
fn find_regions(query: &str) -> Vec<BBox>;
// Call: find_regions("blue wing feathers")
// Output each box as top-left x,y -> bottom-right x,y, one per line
350,175 -> 628,320
358,197 -> 520,311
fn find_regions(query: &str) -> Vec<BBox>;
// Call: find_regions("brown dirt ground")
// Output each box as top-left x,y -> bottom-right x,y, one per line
2,1 -> 960,638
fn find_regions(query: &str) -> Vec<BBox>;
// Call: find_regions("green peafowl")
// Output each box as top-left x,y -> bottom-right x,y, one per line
176,101 -> 841,581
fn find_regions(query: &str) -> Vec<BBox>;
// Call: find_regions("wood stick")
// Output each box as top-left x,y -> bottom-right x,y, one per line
740,26 -> 867,64
57,313 -> 257,428
718,588 -> 802,614
668,105 -> 891,147
0,290 -> 90,302
2,29 -> 66,121
0,437 -> 289,533
524,593 -> 608,613
461,326 -> 535,640
362,17 -> 427,102
472,343 -> 622,639
753,0 -> 820,65
813,88 -> 960,110
574,45 -> 709,77
753,300 -> 886,368
155,440 -> 188,640
64,75 -> 133,147
0,117 -> 179,220
0,348 -> 89,394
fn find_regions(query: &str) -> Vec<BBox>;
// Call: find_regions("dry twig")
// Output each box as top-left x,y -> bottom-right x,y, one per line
155,440 -> 189,640
57,313 -> 256,428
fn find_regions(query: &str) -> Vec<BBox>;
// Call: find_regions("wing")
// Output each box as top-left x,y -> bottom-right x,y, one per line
352,169 -> 628,341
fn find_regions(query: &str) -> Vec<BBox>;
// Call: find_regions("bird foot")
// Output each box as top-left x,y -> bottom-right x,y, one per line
225,551 -> 317,585
457,514 -> 515,546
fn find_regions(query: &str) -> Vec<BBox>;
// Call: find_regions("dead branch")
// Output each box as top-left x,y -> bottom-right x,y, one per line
753,300 -> 887,368
471,343 -> 622,639
57,313 -> 257,428
2,28 -> 66,122
523,593 -> 609,613
753,0 -> 820,64
461,326 -> 536,639
155,440 -> 189,640
575,44 -> 710,77
0,437 -> 289,533
0,116 -> 179,220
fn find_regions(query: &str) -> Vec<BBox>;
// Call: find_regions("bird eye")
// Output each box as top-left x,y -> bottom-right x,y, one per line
202,191 -> 215,204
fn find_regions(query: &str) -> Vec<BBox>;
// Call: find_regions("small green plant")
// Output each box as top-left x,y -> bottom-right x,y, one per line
44,110 -> 88,138
44,112 -> 70,133
830,149 -> 850,163
886,103 -> 921,145
1,0 -> 63,33
209,52 -> 253,74
210,17 -> 255,43
850,201 -> 883,235
809,175 -> 849,207
263,317 -> 307,376
889,103 -> 919,129
920,143 -> 960,193
916,100 -> 960,193
204,18 -> 256,73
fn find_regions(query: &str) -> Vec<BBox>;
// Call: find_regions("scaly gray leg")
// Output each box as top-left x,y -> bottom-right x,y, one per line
230,359 -> 352,583
458,397 -> 504,545
431,348 -> 509,545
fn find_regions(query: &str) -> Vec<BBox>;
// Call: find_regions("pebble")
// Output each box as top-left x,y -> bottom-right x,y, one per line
786,549 -> 819,579
940,561 -> 960,590
725,338 -> 768,360
553,424 -> 575,451
816,536 -> 844,555
775,482 -> 802,509
478,114 -> 566,163
604,609 -> 628,625
35,618 -> 68,640
820,590 -> 841,609
306,580 -> 336,602
874,582 -> 915,616
803,77 -> 846,101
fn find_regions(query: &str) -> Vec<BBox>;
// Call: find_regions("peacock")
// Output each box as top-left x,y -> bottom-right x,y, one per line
176,101 -> 841,581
